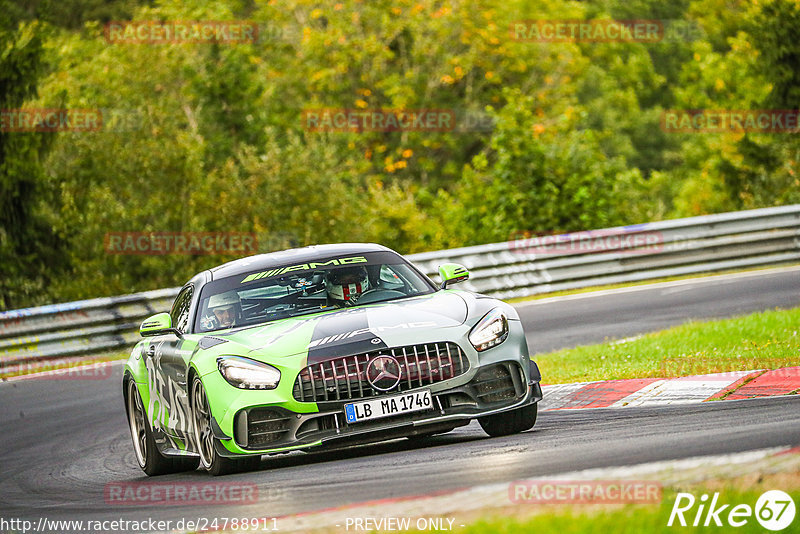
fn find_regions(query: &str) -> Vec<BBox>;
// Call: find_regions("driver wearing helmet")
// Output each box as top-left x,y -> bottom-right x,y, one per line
204,290 -> 241,329
326,266 -> 370,306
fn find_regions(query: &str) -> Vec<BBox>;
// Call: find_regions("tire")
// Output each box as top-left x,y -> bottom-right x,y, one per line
191,377 -> 260,476
478,402 -> 538,437
126,380 -> 199,476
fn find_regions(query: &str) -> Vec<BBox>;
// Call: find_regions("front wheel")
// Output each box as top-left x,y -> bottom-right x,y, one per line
478,403 -> 538,437
126,379 -> 198,476
191,377 -> 260,476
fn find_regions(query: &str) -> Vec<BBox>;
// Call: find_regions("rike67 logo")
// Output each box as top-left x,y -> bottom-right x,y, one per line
668,490 -> 796,531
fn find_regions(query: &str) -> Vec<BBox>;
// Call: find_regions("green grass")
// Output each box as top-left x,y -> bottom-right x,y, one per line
462,486 -> 800,534
535,306 -> 800,384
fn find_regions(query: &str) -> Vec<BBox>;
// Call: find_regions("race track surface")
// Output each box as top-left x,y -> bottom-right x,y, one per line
1,268 -> 799,527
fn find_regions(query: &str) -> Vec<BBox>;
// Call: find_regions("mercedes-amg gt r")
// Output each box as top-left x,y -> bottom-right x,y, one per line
123,243 -> 542,475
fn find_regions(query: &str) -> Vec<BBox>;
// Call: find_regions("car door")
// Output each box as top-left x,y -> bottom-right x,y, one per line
143,285 -> 195,446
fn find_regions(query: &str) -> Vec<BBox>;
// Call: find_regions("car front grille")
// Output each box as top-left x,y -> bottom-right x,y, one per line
293,341 -> 468,403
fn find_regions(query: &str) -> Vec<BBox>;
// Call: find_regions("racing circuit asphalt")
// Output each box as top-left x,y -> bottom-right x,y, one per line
1,267 -> 799,527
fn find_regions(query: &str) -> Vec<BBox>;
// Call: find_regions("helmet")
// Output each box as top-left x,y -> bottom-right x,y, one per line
206,290 -> 240,328
326,266 -> 369,304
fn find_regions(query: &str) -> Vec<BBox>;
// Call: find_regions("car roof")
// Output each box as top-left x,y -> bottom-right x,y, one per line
208,243 -> 396,280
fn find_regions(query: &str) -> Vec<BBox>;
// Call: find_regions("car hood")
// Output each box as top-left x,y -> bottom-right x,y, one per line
205,291 -> 469,362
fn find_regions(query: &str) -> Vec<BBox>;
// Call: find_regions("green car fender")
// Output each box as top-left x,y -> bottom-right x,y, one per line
124,344 -> 151,412
186,342 -> 320,450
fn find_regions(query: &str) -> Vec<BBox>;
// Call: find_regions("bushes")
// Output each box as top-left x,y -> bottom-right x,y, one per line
0,0 -> 795,308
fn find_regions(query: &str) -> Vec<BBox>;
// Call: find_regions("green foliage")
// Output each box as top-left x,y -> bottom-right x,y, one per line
442,88 -> 644,242
7,0 -> 154,30
662,0 -> 800,215
0,0 -> 796,308
739,0 -> 800,207
749,0 -> 800,109
0,20 -> 65,309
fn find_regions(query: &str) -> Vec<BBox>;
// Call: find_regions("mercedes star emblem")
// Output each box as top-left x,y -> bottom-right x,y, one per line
366,355 -> 402,391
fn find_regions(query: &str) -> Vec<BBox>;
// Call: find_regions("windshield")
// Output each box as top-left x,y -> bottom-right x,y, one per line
194,251 -> 435,333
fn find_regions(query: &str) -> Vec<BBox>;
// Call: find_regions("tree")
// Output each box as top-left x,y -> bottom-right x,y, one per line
0,19 -> 64,309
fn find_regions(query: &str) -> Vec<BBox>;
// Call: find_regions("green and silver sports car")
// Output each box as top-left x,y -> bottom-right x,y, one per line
123,243 -> 543,476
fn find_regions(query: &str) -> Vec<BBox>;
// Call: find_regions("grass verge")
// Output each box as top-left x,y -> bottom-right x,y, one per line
534,306 -> 800,384
463,486 -> 800,534
318,457 -> 800,534
459,462 -> 800,534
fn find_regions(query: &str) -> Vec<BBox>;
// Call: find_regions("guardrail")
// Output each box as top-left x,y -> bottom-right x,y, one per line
410,204 -> 800,299
2,205 -> 799,367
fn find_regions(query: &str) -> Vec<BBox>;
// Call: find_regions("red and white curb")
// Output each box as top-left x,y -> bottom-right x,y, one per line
540,367 -> 800,411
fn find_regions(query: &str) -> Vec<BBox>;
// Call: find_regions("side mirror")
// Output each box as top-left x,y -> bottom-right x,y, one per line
139,312 -> 183,338
438,263 -> 469,290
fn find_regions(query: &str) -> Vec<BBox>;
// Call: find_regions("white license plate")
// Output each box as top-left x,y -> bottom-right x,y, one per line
344,390 -> 433,424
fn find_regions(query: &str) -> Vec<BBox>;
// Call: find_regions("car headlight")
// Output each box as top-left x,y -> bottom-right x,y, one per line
217,356 -> 281,390
469,308 -> 509,351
